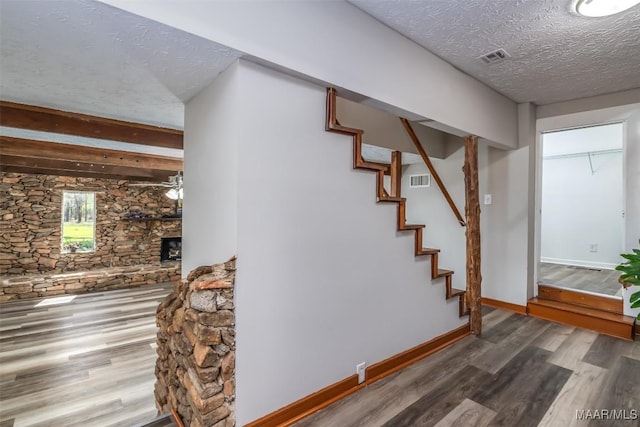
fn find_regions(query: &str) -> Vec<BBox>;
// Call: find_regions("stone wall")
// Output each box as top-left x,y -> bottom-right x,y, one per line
155,258 -> 236,427
0,262 -> 181,302
0,172 -> 181,275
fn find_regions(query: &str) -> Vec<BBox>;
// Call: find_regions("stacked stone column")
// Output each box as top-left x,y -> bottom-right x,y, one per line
155,258 -> 236,427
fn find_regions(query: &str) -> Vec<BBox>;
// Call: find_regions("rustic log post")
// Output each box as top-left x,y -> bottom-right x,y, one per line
464,135 -> 482,335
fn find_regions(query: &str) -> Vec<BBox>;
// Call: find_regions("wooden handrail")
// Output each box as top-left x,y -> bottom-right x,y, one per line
399,118 -> 466,227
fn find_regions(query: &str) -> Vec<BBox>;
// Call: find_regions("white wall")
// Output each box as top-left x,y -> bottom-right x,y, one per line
540,124 -> 624,269
625,110 -> 640,255
482,144 -> 532,305
540,152 -> 623,268
537,88 -> 640,119
401,140 -> 537,309
543,123 -> 624,155
183,60 -> 469,425
473,102 -> 537,307
182,61 -> 242,275
99,0 -> 518,148
522,103 -> 538,299
402,144 -> 489,296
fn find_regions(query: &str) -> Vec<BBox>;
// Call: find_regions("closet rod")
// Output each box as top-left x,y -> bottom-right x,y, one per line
542,148 -> 622,160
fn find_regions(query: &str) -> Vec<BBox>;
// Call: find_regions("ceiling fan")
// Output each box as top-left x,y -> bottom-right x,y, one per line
130,172 -> 183,199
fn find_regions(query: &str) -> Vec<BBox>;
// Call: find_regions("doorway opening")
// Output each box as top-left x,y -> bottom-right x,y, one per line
538,122 -> 624,298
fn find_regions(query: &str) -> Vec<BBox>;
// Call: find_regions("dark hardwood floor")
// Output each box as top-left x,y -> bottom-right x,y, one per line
295,307 -> 640,427
0,283 -> 176,427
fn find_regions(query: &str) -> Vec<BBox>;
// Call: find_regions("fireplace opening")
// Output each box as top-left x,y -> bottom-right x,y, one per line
161,237 -> 182,262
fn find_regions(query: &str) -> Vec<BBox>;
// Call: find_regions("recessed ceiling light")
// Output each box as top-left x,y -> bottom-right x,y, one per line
575,0 -> 640,17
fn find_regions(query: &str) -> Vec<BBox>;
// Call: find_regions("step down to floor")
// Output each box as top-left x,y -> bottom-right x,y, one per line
537,284 -> 622,314
527,298 -> 635,341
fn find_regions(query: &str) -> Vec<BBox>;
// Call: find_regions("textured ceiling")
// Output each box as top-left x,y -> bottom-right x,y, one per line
2,0 -> 639,134
350,0 -> 640,105
0,0 -> 242,129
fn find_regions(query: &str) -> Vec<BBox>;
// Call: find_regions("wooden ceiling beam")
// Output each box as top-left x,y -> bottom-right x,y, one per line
0,136 -> 183,172
0,155 -> 176,182
0,164 -> 171,182
0,101 -> 183,149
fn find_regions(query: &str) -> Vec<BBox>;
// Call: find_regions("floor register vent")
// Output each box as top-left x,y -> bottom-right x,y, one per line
479,48 -> 511,65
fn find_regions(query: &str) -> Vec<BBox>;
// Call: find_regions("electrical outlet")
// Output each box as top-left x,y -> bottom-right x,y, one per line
356,362 -> 366,384
589,243 -> 598,252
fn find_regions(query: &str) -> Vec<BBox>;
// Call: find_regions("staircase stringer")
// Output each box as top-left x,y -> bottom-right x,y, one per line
325,88 -> 468,317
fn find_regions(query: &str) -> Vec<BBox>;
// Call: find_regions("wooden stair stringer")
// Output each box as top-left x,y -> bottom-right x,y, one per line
325,88 -> 468,318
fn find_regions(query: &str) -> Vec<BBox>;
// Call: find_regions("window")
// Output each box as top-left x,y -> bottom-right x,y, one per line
61,191 -> 95,253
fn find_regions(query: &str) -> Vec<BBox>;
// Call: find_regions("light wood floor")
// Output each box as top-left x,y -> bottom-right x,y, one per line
296,307 -> 640,427
2,288 -> 638,427
539,262 -> 622,297
0,283 -> 175,427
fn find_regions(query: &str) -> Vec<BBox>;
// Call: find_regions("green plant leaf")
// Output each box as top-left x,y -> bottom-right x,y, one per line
617,266 -> 640,276
618,271 -> 640,281
617,244 -> 640,298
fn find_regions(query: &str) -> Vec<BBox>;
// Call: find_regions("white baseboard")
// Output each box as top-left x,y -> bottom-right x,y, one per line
540,257 -> 618,270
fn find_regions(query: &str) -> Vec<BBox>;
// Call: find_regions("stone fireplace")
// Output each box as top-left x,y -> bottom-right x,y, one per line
161,237 -> 182,262
0,172 -> 181,275
0,172 -> 183,301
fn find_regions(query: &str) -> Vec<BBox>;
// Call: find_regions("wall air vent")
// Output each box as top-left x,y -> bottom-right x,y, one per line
410,174 -> 431,188
479,48 -> 511,65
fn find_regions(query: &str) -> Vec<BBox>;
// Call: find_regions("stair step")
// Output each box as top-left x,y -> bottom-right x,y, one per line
378,196 -> 404,203
448,288 -> 465,298
355,161 -> 388,172
528,298 -> 635,341
435,269 -> 453,278
399,224 -> 425,230
417,247 -> 440,255
538,284 -> 622,314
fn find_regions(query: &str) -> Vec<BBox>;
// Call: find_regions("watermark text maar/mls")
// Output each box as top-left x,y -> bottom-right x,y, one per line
576,409 -> 638,421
